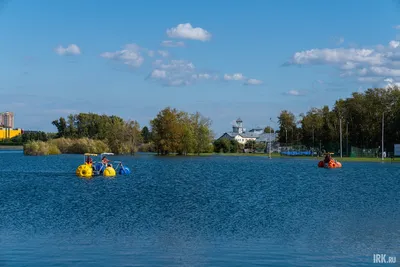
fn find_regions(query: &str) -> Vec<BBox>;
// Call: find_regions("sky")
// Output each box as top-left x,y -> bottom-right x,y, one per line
1,0 -> 400,137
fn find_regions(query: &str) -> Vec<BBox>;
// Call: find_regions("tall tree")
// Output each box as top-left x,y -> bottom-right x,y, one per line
277,110 -> 297,144
141,126 -> 151,143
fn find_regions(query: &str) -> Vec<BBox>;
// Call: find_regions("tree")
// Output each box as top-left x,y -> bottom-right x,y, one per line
141,126 -> 151,143
213,138 -> 231,153
51,112 -> 142,154
280,85 -> 400,155
277,110 -> 297,144
52,117 -> 67,138
263,126 -> 274,133
191,112 -> 213,155
150,107 -> 213,155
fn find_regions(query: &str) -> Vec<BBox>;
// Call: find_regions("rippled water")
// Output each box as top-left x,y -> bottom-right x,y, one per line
0,151 -> 399,266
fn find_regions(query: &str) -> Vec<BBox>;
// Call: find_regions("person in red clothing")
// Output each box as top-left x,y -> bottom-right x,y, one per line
323,153 -> 332,163
101,156 -> 110,165
85,155 -> 93,165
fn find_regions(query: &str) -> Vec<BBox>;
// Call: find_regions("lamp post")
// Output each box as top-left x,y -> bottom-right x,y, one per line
289,126 -> 294,145
285,127 -> 288,144
269,118 -> 273,159
346,122 -> 349,157
339,117 -> 343,158
312,127 -> 315,150
382,112 -> 384,161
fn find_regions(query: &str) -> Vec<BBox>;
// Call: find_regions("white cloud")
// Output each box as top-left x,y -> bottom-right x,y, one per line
289,48 -> 384,66
286,90 -> 301,96
369,66 -> 400,77
161,40 -> 185,47
384,77 -> 400,89
55,44 -> 81,56
192,73 -> 217,80
286,36 -> 400,87
148,59 -> 215,86
100,43 -> 144,67
244,79 -> 263,85
166,23 -> 211,41
158,50 -> 169,57
224,73 -> 245,81
384,78 -> 394,83
394,25 -> 400,30
223,73 -> 262,85
389,40 -> 400,49
150,69 -> 167,79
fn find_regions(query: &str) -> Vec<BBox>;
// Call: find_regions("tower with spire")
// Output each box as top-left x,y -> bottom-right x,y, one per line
232,118 -> 244,134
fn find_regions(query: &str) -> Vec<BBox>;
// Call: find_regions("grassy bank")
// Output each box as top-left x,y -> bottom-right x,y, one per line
23,138 -> 109,156
161,152 -> 396,162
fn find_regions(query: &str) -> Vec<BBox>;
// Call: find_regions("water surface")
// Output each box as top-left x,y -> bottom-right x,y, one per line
0,152 -> 399,266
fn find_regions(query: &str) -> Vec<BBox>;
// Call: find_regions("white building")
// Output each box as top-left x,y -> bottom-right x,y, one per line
217,118 -> 278,145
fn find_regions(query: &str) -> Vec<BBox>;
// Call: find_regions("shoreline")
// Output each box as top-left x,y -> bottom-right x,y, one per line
13,147 -> 397,163
146,152 -> 397,162
0,145 -> 23,150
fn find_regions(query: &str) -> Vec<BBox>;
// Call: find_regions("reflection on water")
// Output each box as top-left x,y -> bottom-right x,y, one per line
0,153 -> 399,266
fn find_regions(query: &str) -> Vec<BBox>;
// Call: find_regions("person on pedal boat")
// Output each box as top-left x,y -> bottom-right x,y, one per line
85,155 -> 93,164
101,156 -> 110,165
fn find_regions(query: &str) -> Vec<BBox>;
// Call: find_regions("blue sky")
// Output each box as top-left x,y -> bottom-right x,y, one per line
1,0 -> 400,137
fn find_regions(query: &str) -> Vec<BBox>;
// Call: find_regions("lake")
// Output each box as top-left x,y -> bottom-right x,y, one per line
0,151 -> 399,266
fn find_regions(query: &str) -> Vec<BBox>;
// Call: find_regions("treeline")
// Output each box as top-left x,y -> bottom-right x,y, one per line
25,107 -> 214,156
51,113 -> 142,154
277,86 -> 400,153
0,131 -> 55,145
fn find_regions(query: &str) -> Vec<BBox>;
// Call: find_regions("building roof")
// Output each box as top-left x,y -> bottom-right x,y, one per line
256,133 -> 278,142
221,132 -> 258,139
248,128 -> 264,132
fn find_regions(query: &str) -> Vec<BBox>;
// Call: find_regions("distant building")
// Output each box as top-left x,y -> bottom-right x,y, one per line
217,118 -> 278,145
0,128 -> 22,140
0,111 -> 22,140
0,111 -> 14,129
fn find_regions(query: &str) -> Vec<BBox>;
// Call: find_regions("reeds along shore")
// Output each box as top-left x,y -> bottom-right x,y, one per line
23,138 -> 110,156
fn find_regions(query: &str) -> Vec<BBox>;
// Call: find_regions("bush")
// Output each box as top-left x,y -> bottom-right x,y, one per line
138,142 -> 156,152
24,138 -> 110,156
23,140 -> 61,156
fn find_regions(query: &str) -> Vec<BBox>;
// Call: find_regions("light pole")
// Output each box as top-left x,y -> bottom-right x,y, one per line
269,118 -> 273,159
346,122 -> 349,157
312,127 -> 315,150
339,117 -> 343,158
290,127 -> 294,144
285,127 -> 288,144
382,112 -> 384,161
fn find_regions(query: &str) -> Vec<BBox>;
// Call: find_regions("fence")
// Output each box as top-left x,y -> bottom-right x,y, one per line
350,146 -> 379,158
280,144 -> 314,156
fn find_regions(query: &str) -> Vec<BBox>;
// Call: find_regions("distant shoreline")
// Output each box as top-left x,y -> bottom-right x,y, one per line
151,152 -> 397,162
0,145 -> 23,150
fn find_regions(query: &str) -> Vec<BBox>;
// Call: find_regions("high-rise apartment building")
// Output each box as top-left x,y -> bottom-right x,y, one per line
0,112 -> 14,128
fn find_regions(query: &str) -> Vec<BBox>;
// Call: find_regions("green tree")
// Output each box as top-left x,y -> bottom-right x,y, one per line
52,117 -> 67,138
213,138 -> 231,153
277,110 -> 297,144
141,126 -> 151,143
263,126 -> 274,133
150,107 -> 213,155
